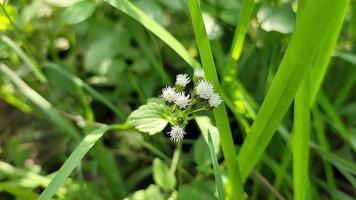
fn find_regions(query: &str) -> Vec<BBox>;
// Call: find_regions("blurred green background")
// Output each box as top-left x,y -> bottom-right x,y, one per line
0,0 -> 355,199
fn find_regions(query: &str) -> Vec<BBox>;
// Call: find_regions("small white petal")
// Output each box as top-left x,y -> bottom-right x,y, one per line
161,86 -> 177,103
195,80 -> 214,99
209,93 -> 223,107
194,68 -> 205,78
174,92 -> 191,109
176,74 -> 190,87
167,125 -> 186,142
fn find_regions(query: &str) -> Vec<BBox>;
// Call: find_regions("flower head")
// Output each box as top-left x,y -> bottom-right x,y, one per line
161,86 -> 177,103
176,74 -> 190,87
174,91 -> 191,109
209,93 -> 223,107
167,125 -> 186,142
194,68 -> 205,78
195,80 -> 214,99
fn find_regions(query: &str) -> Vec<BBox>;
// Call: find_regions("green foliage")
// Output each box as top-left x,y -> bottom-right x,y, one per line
39,126 -> 111,200
0,0 -> 355,199
152,158 -> 176,190
128,102 -> 170,135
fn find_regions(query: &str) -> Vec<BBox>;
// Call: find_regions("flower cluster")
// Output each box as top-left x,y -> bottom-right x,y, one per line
159,72 -> 222,142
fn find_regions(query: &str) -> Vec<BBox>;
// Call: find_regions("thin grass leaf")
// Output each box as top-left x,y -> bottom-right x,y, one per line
309,10 -> 349,106
293,74 -> 310,200
206,131 -> 225,200
0,63 -> 80,139
237,0 -> 349,181
315,148 -> 356,176
333,52 -> 356,108
103,0 -> 201,69
223,0 -> 255,79
318,92 -> 356,151
44,63 -> 125,120
0,35 -> 46,82
38,126 -> 111,200
311,107 -> 337,199
188,0 -> 244,199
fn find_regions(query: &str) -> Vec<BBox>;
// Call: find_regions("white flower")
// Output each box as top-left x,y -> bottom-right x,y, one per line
194,68 -> 205,78
209,93 -> 223,107
176,74 -> 190,87
161,86 -> 177,103
167,125 -> 186,142
174,92 -> 191,109
195,80 -> 214,99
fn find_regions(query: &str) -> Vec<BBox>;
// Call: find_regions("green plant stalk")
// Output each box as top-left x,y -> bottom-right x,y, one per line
1,35 -> 46,82
188,0 -> 244,199
237,0 -> 349,181
223,0 -> 255,80
292,74 -> 310,200
312,107 -> 336,200
318,92 -> 356,150
207,131 -> 225,200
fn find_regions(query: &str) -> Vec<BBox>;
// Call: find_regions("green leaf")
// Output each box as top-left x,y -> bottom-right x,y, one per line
0,35 -> 46,82
293,74 -> 310,200
188,1 -> 244,199
128,102 -> 169,135
207,131 -> 225,200
127,184 -> 165,200
61,1 -> 96,25
38,126 -> 111,200
177,181 -> 216,200
257,4 -> 295,34
195,116 -> 220,154
237,0 -> 349,181
193,136 -> 211,171
0,182 -> 38,200
152,158 -> 176,190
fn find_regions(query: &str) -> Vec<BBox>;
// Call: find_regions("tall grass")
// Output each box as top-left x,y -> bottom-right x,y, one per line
188,0 -> 244,199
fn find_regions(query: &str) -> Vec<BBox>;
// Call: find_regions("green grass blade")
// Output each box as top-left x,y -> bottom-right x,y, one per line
237,0 -> 349,181
309,8 -> 349,106
188,1 -> 244,199
315,148 -> 356,176
0,63 -> 80,140
318,92 -> 356,150
206,131 -> 225,200
333,52 -> 356,108
311,107 -> 336,199
38,126 -> 111,200
103,0 -> 201,69
1,35 -> 46,82
44,63 -> 125,120
292,74 -> 310,200
224,0 -> 255,79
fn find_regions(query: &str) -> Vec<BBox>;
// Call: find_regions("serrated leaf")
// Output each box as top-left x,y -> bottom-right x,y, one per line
152,158 -> 176,190
128,102 -> 169,135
